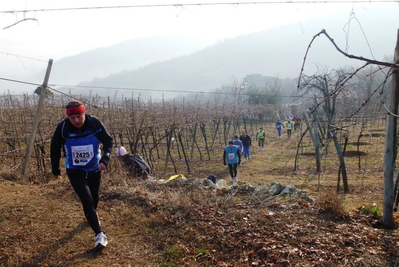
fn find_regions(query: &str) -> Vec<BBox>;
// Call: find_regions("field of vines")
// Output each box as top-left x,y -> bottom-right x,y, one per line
0,93 -> 387,185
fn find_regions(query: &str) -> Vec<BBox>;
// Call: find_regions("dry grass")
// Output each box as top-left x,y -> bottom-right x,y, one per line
1,123 -> 399,266
316,189 -> 346,216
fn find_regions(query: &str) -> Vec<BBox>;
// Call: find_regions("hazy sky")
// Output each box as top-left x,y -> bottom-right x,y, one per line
0,0 -> 398,90
2,1 -> 397,58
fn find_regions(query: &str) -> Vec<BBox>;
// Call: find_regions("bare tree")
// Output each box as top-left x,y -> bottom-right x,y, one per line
299,66 -> 353,193
298,28 -> 399,228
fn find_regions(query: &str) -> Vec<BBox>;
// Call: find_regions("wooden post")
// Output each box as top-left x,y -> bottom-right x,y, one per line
383,29 -> 399,228
163,107 -> 177,175
22,59 -> 53,180
312,96 -> 321,173
190,108 -> 199,160
132,110 -> 147,155
210,118 -> 220,149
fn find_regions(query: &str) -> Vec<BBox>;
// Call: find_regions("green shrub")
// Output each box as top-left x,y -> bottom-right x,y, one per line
363,203 -> 382,217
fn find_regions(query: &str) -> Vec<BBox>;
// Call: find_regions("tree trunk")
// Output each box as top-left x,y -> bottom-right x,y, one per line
177,131 -> 191,174
337,134 -> 348,192
332,131 -> 348,193
312,96 -> 322,172
163,107 -> 177,175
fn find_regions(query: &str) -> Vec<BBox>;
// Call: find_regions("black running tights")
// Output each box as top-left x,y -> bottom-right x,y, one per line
228,163 -> 238,178
67,169 -> 102,235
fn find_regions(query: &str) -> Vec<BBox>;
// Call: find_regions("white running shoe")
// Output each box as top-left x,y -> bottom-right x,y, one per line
95,232 -> 108,250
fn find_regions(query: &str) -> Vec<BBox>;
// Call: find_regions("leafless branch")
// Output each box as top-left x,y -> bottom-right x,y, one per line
309,64 -> 368,114
298,29 -> 399,90
3,17 -> 38,30
347,78 -> 387,119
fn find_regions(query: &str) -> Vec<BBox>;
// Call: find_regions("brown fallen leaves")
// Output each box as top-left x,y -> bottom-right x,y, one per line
0,177 -> 399,267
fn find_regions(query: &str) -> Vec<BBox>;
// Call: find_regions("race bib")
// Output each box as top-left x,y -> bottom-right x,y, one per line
71,145 -> 94,166
228,153 -> 235,160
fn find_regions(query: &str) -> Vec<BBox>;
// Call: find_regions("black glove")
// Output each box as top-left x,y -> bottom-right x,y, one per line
99,155 -> 110,167
223,162 -> 227,166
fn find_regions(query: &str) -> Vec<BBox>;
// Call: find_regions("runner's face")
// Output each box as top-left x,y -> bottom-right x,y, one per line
68,114 -> 85,128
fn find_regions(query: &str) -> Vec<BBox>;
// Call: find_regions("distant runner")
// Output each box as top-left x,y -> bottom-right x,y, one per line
223,140 -> 241,183
239,129 -> 252,162
256,127 -> 266,150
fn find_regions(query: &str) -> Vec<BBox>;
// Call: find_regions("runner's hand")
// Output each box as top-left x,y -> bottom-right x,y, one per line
99,163 -> 106,171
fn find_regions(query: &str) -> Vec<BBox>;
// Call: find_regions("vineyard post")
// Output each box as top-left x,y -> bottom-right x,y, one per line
233,117 -> 239,134
249,114 -> 254,135
139,132 -> 151,166
22,59 -> 53,180
177,131 -> 191,174
383,29 -> 399,228
129,96 -> 136,149
211,118 -> 220,150
190,108 -> 199,160
242,115 -> 247,134
312,96 -> 322,174
133,110 -> 147,154
174,131 -> 182,159
163,107 -> 177,175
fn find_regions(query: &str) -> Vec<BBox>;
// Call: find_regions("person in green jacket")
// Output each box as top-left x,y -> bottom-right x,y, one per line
283,120 -> 295,138
256,127 -> 266,150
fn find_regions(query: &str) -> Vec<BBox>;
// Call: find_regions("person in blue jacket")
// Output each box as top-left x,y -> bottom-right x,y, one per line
50,100 -> 113,251
233,135 -> 244,166
223,140 -> 241,183
233,135 -> 243,152
276,119 -> 284,138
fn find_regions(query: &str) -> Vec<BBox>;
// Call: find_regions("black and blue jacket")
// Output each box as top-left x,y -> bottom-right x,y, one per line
50,114 -> 113,175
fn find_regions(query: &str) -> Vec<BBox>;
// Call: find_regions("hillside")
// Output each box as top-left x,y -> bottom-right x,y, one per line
1,123 -> 399,266
52,6 -> 399,101
35,35 -> 215,86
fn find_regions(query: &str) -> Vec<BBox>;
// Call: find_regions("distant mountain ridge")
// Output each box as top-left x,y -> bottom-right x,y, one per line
44,34 -> 215,85
47,6 -> 398,100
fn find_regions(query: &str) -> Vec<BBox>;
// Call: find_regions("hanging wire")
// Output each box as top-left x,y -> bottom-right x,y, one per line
0,51 -> 48,63
1,1 -> 397,14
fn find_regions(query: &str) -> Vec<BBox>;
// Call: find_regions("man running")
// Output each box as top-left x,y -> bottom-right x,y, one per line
223,140 -> 241,183
232,135 -> 243,165
239,129 -> 252,162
